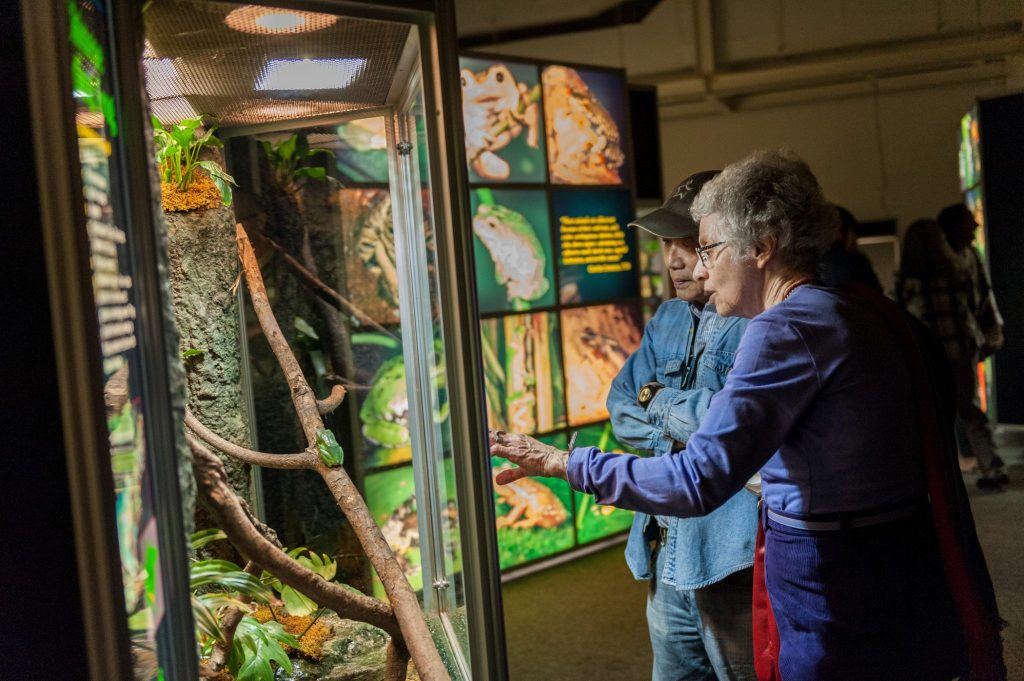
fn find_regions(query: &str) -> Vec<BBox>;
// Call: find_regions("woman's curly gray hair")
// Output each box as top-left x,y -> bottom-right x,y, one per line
690,149 -> 833,276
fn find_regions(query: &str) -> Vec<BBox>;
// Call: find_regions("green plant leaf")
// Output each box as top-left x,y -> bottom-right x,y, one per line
231,617 -> 296,681
196,160 -> 237,206
191,594 -> 225,643
260,547 -> 337,616
190,528 -> 226,549
279,585 -> 316,617
190,560 -> 273,602
194,127 -> 224,150
293,316 -> 319,340
293,166 -> 327,181
294,133 -> 309,159
277,134 -> 297,163
196,592 -> 249,613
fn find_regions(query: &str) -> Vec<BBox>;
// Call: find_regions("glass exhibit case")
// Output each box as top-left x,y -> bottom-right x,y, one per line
957,94 -> 1024,424
22,0 -> 506,679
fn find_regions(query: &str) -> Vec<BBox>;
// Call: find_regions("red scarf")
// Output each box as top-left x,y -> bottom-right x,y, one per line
752,510 -> 781,681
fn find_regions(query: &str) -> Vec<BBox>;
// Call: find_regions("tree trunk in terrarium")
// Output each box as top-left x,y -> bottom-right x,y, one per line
158,138 -> 253,563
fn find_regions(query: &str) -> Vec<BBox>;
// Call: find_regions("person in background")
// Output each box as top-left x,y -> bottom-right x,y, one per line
898,210 -> 1007,489
609,170 -> 756,681
490,149 -> 1004,681
820,204 -> 882,292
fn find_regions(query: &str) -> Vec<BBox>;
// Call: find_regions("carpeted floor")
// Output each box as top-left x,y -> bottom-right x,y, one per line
501,426 -> 1024,681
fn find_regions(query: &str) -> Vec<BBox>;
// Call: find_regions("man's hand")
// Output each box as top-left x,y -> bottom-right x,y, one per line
488,429 -> 569,484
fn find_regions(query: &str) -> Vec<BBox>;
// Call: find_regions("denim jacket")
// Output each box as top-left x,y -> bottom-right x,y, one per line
607,299 -> 758,590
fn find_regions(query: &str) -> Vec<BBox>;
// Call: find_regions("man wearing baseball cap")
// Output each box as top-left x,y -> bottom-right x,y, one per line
608,171 -> 758,680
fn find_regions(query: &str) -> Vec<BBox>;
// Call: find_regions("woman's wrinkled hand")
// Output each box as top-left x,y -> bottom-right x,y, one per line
488,429 -> 569,484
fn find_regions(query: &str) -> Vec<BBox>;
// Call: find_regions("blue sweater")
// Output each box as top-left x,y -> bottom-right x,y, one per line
571,285 -> 927,518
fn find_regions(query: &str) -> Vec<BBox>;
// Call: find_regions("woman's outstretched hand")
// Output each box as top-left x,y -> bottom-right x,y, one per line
488,429 -> 569,484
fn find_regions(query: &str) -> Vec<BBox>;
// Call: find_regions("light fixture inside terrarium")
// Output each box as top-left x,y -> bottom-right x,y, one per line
143,1 -> 412,127
224,5 -> 338,34
256,58 -> 367,91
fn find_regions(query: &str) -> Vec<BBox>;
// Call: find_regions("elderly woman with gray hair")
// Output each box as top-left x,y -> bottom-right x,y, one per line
490,150 -> 1004,681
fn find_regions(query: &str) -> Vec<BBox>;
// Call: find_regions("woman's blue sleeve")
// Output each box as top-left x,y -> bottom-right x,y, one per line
568,317 -> 820,517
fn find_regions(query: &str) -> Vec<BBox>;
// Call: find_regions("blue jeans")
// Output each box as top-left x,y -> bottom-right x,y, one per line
647,545 -> 756,681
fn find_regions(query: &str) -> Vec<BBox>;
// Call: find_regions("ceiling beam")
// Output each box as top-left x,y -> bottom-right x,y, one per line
459,0 -> 664,49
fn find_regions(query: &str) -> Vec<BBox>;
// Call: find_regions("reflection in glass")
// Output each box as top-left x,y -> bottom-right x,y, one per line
491,433 -> 575,569
72,2 -> 167,677
554,189 -> 638,304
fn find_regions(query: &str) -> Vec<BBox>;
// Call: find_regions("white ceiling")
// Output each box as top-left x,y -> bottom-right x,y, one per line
454,0 -> 1023,114
456,0 -> 1021,74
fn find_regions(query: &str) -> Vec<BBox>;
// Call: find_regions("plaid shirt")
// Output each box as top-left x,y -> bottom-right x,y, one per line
899,248 -> 984,361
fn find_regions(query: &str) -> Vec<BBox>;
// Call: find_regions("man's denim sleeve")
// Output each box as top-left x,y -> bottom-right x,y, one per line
644,386 -> 717,444
606,314 -> 667,453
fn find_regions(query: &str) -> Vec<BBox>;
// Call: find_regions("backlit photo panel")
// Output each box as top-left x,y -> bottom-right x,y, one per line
561,302 -> 642,427
554,188 -> 638,304
460,56 -> 547,184
542,65 -> 628,186
470,188 -> 556,314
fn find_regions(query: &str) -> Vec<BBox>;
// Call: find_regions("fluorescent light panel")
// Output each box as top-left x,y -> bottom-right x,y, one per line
256,58 -> 367,91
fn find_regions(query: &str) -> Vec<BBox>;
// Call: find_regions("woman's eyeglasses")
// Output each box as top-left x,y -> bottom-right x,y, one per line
696,241 -> 728,268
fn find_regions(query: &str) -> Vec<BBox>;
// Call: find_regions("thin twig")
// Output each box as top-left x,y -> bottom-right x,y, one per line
185,408 -> 316,470
297,607 -> 326,639
252,229 -> 398,340
316,384 -> 347,415
188,434 -> 402,639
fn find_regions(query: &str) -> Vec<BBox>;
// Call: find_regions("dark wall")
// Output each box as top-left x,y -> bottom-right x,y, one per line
980,93 -> 1024,424
0,5 -> 90,680
629,85 -> 663,202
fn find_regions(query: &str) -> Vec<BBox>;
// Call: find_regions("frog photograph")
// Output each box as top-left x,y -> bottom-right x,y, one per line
459,56 -> 546,183
491,433 -> 576,569
471,188 -> 556,313
338,188 -> 402,326
560,302 -> 643,427
542,65 -> 628,186
480,311 -> 566,436
333,117 -> 389,183
354,332 -> 450,470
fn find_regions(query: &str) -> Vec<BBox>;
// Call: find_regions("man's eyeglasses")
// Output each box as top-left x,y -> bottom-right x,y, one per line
696,241 -> 728,268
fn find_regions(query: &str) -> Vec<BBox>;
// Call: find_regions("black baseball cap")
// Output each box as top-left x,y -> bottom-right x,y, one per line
629,170 -> 719,239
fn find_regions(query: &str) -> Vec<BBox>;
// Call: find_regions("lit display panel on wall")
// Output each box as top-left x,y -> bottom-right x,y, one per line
461,53 -> 641,570
958,110 -> 982,192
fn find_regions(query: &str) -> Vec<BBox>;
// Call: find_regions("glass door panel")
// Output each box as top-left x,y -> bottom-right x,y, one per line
139,1 -> 479,678
391,68 -> 471,675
